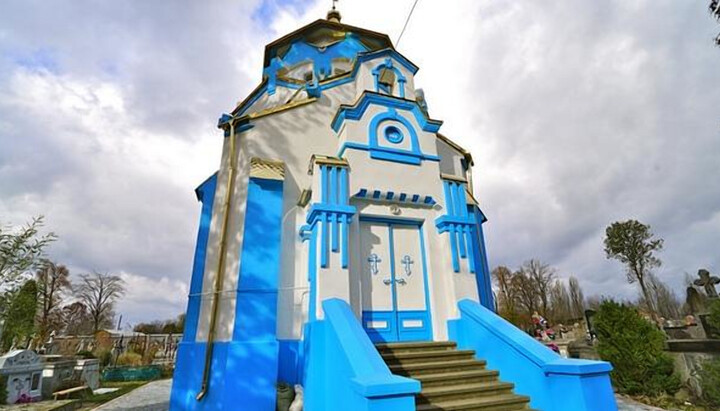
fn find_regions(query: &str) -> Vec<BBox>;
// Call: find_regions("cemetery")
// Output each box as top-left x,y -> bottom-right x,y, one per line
0,1 -> 719,411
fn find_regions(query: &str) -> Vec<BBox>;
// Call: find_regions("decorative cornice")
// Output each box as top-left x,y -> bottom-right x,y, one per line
250,158 -> 285,181
308,155 -> 349,175
331,91 -> 443,133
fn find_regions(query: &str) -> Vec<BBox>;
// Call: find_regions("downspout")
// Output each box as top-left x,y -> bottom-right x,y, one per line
196,118 -> 238,401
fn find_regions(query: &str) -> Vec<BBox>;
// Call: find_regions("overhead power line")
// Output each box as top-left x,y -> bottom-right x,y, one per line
396,0 -> 420,48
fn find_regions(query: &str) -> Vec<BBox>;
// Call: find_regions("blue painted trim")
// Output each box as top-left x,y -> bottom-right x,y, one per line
330,213 -> 339,252
341,214 -> 349,268
388,224 -> 398,314
465,226 -> 476,274
339,167 -> 348,204
308,225 -> 318,321
183,174 -> 217,343
359,215 -> 424,226
418,224 -> 434,340
337,141 -> 440,163
449,300 -> 617,411
448,224 -> 460,272
332,91 -> 443,134
357,48 -> 419,75
320,165 -> 329,203
321,212 -> 328,268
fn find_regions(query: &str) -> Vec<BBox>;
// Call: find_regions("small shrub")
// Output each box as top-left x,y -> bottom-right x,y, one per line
94,349 -> 113,367
699,357 -> 720,407
594,300 -> 681,396
0,375 -> 7,404
76,350 -> 96,359
708,299 -> 720,331
116,351 -> 143,367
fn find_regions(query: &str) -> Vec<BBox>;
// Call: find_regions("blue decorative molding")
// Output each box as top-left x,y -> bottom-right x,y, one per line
301,164 -> 356,270
436,179 -> 476,273
332,91 -> 442,134
353,188 -> 436,206
448,300 -> 617,411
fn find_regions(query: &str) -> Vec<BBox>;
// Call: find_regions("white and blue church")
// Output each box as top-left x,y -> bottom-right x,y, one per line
170,9 -> 618,411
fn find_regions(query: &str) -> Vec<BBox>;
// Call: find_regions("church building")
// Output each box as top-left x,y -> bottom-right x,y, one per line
170,8 -> 617,411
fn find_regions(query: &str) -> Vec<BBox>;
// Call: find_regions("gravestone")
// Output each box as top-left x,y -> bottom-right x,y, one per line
0,350 -> 44,404
694,269 -> 720,299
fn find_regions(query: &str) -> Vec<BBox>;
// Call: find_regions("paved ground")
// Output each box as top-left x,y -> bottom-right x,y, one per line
92,379 -> 171,411
88,379 -> 672,411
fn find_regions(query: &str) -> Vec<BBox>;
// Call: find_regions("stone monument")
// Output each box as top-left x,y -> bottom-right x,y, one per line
0,350 -> 44,404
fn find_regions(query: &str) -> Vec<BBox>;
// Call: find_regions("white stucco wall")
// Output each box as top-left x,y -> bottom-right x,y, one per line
195,50 -> 482,343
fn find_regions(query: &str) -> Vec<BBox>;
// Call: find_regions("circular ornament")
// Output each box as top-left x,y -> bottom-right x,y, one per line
384,125 -> 404,144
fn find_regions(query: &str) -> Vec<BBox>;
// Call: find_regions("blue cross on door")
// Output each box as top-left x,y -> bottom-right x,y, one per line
401,255 -> 413,276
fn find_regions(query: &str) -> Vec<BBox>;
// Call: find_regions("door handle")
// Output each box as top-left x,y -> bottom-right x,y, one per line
395,278 -> 407,285
383,278 -> 392,285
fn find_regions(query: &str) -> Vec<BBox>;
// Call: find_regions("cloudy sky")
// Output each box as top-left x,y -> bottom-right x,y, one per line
1,0 -> 718,326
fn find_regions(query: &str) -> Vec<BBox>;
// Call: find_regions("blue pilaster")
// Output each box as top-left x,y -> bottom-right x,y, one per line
303,162 -> 355,271
436,179 -> 477,273
171,173 -> 217,410
228,176 -> 285,410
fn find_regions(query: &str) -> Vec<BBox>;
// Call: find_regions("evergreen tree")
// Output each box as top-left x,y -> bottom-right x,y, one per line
1,280 -> 38,351
594,300 -> 680,396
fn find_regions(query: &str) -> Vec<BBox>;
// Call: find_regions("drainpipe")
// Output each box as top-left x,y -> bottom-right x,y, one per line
196,118 -> 238,401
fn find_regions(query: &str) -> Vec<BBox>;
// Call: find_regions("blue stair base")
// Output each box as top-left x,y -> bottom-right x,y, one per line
448,299 -> 618,411
303,299 -> 421,411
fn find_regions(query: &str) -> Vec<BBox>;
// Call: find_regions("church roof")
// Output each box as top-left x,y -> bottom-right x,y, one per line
263,18 -> 394,68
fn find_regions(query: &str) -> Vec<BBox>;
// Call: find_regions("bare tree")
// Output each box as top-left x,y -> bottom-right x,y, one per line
513,271 -> 540,318
61,302 -> 94,336
493,266 -> 520,324
640,273 -> 682,320
604,220 -> 664,322
568,276 -> 585,319
76,272 -> 125,333
35,260 -> 71,341
521,259 -> 555,316
548,280 -> 572,323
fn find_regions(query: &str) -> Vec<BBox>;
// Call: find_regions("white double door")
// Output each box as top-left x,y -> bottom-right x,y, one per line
359,219 -> 431,342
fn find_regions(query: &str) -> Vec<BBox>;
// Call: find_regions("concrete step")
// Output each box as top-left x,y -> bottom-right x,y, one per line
382,349 -> 476,365
389,358 -> 487,376
376,341 -> 457,354
413,369 -> 501,388
415,393 -> 531,411
417,381 -> 515,404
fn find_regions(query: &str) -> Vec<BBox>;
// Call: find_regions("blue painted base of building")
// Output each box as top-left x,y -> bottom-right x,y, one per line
170,340 -> 279,411
171,299 -> 618,411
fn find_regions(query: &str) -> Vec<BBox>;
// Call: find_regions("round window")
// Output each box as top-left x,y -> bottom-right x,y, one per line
384,126 -> 404,144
